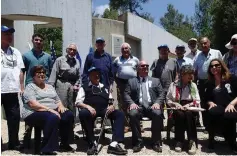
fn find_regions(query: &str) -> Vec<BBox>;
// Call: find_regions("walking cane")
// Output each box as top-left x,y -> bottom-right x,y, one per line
164,107 -> 206,112
95,109 -> 110,155
95,98 -> 115,155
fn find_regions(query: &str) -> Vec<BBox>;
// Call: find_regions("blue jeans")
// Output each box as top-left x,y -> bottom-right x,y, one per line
25,110 -> 74,153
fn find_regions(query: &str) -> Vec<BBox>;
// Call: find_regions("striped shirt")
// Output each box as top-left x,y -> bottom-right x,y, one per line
113,56 -> 139,80
21,83 -> 60,119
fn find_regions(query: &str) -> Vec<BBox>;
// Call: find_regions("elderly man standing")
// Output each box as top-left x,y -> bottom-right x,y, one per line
82,37 -> 114,90
113,42 -> 139,133
186,38 -> 201,61
193,37 -> 222,129
175,45 -> 193,68
150,45 -> 179,94
1,25 -> 25,150
124,60 -> 165,153
48,43 -> 80,113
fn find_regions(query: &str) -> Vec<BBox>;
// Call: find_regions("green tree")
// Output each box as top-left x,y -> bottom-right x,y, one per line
102,8 -> 119,20
140,12 -> 154,23
34,26 -> 62,57
194,0 -> 214,40
160,4 -> 197,42
211,0 -> 237,53
194,0 -> 237,53
109,0 -> 154,22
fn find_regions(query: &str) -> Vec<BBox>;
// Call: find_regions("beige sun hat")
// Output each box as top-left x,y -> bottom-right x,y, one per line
225,34 -> 237,49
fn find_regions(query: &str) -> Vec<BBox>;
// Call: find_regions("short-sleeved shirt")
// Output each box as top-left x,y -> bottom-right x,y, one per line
113,55 -> 139,80
22,49 -> 53,85
21,83 -> 60,119
193,49 -> 222,79
177,57 -> 194,69
1,46 -> 25,93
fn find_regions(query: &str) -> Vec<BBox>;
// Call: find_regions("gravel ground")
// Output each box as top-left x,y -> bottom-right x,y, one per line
1,118 -> 236,155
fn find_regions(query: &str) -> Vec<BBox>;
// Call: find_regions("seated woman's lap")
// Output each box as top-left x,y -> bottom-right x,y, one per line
209,105 -> 237,120
24,111 -> 60,128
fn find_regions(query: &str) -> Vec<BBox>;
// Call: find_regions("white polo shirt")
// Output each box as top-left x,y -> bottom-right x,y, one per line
1,46 -> 25,93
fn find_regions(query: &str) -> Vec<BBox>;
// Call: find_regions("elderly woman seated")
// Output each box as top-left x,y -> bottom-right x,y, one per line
166,65 -> 200,155
21,65 -> 74,155
206,59 -> 237,153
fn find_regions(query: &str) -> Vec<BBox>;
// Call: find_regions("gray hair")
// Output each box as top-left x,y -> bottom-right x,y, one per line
121,42 -> 131,51
67,43 -> 78,52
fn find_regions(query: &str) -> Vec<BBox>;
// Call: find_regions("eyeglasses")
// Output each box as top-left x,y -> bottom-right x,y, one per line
210,64 -> 221,68
67,48 -> 77,52
36,71 -> 45,75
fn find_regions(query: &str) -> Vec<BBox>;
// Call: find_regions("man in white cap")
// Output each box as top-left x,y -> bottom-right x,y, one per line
186,38 -> 201,61
223,34 -> 237,76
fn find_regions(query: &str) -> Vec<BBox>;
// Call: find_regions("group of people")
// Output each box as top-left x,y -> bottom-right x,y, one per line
1,24 -> 237,155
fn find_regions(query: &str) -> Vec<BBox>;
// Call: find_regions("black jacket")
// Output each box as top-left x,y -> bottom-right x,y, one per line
205,75 -> 237,107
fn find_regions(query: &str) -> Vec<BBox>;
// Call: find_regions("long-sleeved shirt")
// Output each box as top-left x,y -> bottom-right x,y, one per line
48,55 -> 80,86
82,50 -> 114,89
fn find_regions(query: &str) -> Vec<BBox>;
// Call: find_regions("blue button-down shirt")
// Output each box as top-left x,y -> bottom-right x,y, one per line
82,51 -> 114,89
22,49 -> 53,85
193,49 -> 222,79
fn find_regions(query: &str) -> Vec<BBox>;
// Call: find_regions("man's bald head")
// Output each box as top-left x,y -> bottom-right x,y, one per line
138,60 -> 149,77
200,37 -> 211,52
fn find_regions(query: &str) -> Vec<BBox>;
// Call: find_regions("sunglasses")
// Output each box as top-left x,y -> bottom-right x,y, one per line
140,65 -> 149,68
210,64 -> 221,68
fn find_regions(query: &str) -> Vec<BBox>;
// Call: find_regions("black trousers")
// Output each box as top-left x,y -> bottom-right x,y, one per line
25,110 -> 74,153
79,108 -> 125,144
174,110 -> 197,145
207,105 -> 237,146
1,93 -> 20,148
129,107 -> 163,145
197,79 -> 208,127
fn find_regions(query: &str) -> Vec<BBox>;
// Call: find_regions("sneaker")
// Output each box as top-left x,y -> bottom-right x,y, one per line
188,140 -> 197,155
107,144 -> 128,155
174,142 -> 183,152
153,142 -> 162,153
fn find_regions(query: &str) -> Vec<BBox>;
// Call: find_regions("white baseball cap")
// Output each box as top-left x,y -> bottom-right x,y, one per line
188,38 -> 198,43
225,34 -> 237,49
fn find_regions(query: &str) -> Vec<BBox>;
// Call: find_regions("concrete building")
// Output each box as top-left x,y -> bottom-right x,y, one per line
1,0 -> 92,70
